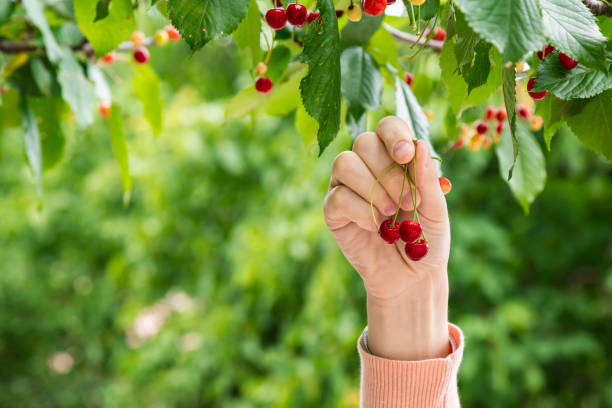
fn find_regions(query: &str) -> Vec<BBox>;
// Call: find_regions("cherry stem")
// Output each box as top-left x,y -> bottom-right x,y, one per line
370,162 -> 398,230
409,3 -> 417,31
417,6 -> 421,35
409,144 -> 428,243
392,163 -> 409,226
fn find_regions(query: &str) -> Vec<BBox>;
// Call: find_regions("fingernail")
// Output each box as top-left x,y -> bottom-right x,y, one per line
393,141 -> 411,161
385,203 -> 397,216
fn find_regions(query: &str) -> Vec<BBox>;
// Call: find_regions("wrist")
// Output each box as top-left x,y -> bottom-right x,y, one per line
366,274 -> 449,361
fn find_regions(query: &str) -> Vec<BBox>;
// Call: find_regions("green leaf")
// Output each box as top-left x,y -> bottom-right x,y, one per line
464,41 -> 492,93
454,9 -> 480,69
169,0 -> 250,51
74,0 -> 135,56
454,0 -> 545,62
226,86 -> 267,120
540,0 -> 607,72
22,0 -> 64,63
340,13 -> 383,49
232,0 -> 261,66
30,58 -> 60,97
440,38 -> 467,113
420,0 -> 440,20
30,97 -> 66,171
566,90 -> 612,160
261,70 -> 305,115
300,0 -> 341,154
266,46 -> 292,81
88,64 -> 112,102
533,51 -> 612,99
368,27 -> 400,71
108,105 -> 132,201
502,64 -> 519,179
395,75 -> 440,169
94,0 -> 111,22
133,64 -> 163,136
19,96 -> 43,193
536,95 -> 584,149
57,51 -> 94,128
340,47 -> 382,117
296,99 -> 318,147
496,121 -> 547,213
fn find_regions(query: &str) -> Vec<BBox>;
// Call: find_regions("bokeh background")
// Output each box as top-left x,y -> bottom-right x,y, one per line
1,10 -> 612,408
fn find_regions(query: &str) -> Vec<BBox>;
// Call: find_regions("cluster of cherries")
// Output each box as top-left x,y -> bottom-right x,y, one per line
97,25 -> 181,119
527,44 -> 579,101
374,147 -> 452,262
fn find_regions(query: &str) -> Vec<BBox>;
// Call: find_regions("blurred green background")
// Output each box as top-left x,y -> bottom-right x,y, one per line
2,14 -> 612,408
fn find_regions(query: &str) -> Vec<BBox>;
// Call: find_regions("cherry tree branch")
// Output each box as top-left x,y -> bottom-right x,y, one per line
383,23 -> 443,53
583,0 -> 612,16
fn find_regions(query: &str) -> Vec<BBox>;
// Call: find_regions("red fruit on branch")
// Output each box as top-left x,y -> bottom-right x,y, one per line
527,77 -> 547,100
98,102 -> 111,119
476,122 -> 489,135
306,11 -> 320,24
496,120 -> 504,133
287,3 -> 307,26
496,108 -> 507,122
518,104 -> 531,120
133,47 -> 150,64
399,220 -> 422,243
558,52 -> 578,70
485,106 -> 496,121
266,8 -> 287,30
433,27 -> 446,41
387,0 -> 397,3
361,0 -> 387,16
255,77 -> 273,93
405,239 -> 429,261
438,176 -> 452,195
536,44 -> 554,60
335,10 -> 344,18
101,52 -> 115,64
165,25 -> 181,41
380,219 -> 400,244
452,139 -> 464,149
404,72 -> 413,86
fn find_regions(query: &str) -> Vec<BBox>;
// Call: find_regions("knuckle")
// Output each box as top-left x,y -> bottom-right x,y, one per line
332,151 -> 357,176
352,132 -> 377,154
324,185 -> 348,213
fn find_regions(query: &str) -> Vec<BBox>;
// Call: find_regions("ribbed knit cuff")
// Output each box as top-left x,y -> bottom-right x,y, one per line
358,323 -> 464,408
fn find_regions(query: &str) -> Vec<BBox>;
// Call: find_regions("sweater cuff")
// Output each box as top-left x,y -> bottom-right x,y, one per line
358,323 -> 464,408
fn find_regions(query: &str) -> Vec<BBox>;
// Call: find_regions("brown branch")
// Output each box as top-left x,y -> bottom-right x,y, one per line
383,23 -> 443,53
583,0 -> 612,16
0,37 -> 155,56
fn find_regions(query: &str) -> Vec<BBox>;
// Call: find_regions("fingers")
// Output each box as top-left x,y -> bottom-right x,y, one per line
353,132 -> 420,211
376,116 -> 416,164
330,151 -> 397,216
323,185 -> 381,232
409,140 -> 448,220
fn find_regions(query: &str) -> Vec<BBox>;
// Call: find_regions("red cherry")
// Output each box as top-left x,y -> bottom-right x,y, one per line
380,219 -> 400,244
306,11 -> 320,24
387,0 -> 397,3
517,104 -> 531,120
255,76 -> 273,93
452,139 -> 464,149
399,220 -> 422,243
133,47 -> 150,64
101,52 -> 115,64
527,77 -> 547,100
496,108 -> 507,122
98,101 -> 111,119
496,120 -> 504,133
433,27 -> 446,42
286,3 -> 307,26
336,10 -> 344,18
165,25 -> 181,41
403,72 -> 413,86
361,0 -> 387,16
405,239 -> 429,261
438,176 -> 452,195
558,52 -> 578,70
266,8 -> 287,30
484,106 -> 496,121
545,44 -> 555,56
476,122 -> 489,135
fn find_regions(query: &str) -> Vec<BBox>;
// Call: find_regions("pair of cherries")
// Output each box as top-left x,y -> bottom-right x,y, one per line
380,219 -> 428,261
266,3 -> 319,30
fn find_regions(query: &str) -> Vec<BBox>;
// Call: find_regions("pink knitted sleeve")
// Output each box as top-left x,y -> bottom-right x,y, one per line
358,323 -> 464,408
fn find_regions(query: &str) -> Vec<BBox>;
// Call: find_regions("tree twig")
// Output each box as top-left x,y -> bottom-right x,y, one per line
383,23 -> 443,53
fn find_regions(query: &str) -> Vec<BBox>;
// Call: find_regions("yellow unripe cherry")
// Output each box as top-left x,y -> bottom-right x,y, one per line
529,115 -> 544,131
409,0 -> 427,5
347,4 -> 362,22
154,30 -> 169,46
255,62 -> 268,75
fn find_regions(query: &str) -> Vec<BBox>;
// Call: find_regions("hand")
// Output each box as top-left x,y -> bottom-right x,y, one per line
323,116 -> 450,361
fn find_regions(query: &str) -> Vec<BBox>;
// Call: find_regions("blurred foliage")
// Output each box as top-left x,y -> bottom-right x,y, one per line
1,14 -> 612,408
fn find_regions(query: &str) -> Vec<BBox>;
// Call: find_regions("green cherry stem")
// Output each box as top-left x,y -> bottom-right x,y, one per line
417,6 -> 421,35
392,163 -> 409,226
409,146 -> 429,243
370,162 -> 397,230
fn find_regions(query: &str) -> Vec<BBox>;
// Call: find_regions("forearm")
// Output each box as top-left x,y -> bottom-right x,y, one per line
366,272 -> 449,361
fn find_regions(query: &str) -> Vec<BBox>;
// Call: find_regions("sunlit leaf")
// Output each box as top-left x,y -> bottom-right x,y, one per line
133,64 -> 163,136
108,105 -> 132,202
